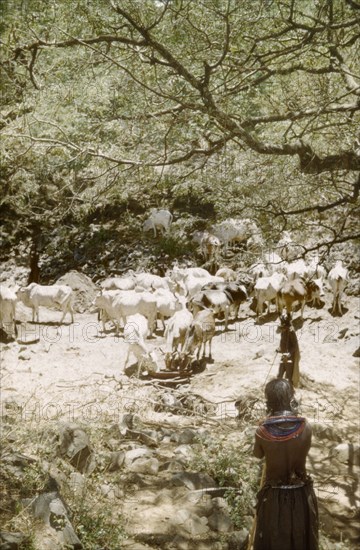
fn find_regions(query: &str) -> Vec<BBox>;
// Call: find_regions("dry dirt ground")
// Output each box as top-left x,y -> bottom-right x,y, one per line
1,288 -> 359,547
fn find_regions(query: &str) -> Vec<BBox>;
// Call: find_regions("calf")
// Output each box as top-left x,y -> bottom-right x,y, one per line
123,313 -> 160,376
16,283 -> 74,323
181,273 -> 224,298
135,272 -> 170,291
212,218 -> 262,253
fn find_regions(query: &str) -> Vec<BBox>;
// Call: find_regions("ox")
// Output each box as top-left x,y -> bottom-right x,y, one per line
143,208 -> 173,237
0,286 -> 18,338
254,273 -> 286,319
94,290 -> 157,335
16,283 -> 74,323
212,218 -> 262,253
327,261 -> 349,315
277,278 -> 322,319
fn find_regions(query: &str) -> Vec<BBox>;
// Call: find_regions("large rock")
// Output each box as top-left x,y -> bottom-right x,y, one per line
24,478 -> 82,549
55,271 -> 98,313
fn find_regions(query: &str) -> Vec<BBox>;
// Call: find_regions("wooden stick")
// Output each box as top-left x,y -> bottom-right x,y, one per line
247,463 -> 267,550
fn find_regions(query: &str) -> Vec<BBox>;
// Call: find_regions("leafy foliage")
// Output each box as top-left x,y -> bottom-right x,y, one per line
0,0 -> 359,273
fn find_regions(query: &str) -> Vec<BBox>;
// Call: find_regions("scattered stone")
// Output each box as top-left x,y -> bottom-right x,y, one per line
109,451 -> 126,471
174,445 -> 195,461
99,483 -> 118,499
312,423 -> 342,443
124,447 -> 152,466
159,460 -> 185,472
330,443 -> 360,466
128,457 -> 160,475
118,414 -> 136,435
18,353 -> 31,361
0,531 -> 26,549
174,510 -> 209,536
126,429 -> 158,448
121,538 -> 155,550
228,528 -> 249,549
68,472 -> 86,496
176,429 -> 197,445
208,508 -> 233,533
171,472 -> 217,491
56,423 -> 95,474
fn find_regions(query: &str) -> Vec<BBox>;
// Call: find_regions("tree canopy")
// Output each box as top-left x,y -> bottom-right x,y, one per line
1,0 -> 359,263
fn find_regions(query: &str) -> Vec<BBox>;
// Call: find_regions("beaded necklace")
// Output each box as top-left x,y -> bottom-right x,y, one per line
257,412 -> 306,441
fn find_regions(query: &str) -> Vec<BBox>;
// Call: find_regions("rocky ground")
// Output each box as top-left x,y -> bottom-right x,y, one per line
0,267 -> 359,549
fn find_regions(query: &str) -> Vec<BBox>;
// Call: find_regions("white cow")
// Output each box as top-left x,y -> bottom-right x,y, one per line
263,252 -> 286,274
152,288 -> 182,330
16,283 -> 74,323
135,272 -> 170,291
123,313 -> 161,375
327,261 -> 349,315
275,231 -> 301,261
94,290 -> 157,335
143,208 -> 173,237
164,299 -> 193,368
212,218 -> 262,253
199,232 -> 221,262
254,272 -> 286,318
215,267 -> 238,282
181,273 -> 224,298
166,265 -> 212,295
286,259 -> 309,280
100,276 -> 136,291
0,286 -> 18,337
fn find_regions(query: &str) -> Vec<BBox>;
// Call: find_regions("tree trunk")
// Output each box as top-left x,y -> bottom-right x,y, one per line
27,240 -> 40,284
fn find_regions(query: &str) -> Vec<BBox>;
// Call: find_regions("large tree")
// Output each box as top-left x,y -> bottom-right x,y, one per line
1,0 -> 359,254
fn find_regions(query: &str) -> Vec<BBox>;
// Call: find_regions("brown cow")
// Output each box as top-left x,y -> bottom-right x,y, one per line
277,278 -> 321,319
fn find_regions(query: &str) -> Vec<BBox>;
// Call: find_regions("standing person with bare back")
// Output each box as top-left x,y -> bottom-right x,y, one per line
252,378 -> 318,550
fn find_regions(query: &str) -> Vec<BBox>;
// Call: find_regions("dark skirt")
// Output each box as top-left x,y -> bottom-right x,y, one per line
253,480 -> 319,550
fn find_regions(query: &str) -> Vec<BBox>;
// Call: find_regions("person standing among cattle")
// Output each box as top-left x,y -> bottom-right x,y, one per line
277,311 -> 300,387
252,378 -> 318,550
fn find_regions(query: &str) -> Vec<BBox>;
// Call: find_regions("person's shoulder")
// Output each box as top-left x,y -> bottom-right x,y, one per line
255,418 -> 267,432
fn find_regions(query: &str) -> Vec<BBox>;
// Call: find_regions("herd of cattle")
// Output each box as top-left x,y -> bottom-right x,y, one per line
0,223 -> 350,376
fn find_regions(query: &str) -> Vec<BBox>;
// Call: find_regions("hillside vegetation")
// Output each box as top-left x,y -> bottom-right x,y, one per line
0,0 -> 359,276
